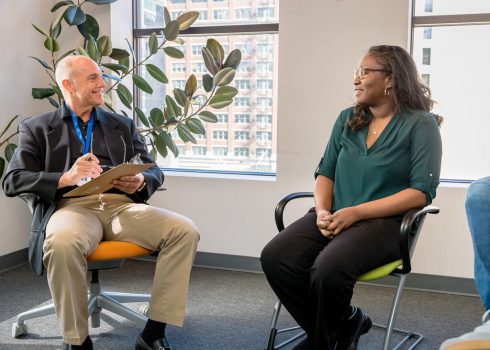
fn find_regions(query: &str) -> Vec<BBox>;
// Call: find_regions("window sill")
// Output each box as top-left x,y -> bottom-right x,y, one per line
160,168 -> 276,182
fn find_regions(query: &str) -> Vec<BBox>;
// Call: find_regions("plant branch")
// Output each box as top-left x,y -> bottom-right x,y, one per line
0,131 -> 20,148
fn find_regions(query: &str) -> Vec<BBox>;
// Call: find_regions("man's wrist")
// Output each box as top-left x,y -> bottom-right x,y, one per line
136,180 -> 146,192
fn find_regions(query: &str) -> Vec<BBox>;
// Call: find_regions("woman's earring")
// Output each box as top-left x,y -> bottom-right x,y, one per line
384,87 -> 390,96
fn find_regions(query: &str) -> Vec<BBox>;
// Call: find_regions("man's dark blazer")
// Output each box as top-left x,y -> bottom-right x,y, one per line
2,105 -> 164,275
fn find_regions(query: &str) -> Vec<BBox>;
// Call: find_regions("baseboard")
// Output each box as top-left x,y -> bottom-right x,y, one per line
1,248 -> 478,296
0,248 -> 28,273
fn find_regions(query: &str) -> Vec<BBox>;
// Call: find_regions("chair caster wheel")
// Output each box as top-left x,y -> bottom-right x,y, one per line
139,304 -> 149,317
12,323 -> 27,338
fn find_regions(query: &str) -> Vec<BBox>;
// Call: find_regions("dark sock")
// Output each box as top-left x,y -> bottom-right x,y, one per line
141,319 -> 167,345
69,336 -> 93,350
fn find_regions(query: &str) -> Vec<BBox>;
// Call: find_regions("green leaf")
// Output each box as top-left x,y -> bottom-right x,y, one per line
109,48 -> 130,60
161,131 -> 178,157
103,92 -> 113,108
149,32 -> 159,55
165,96 -> 181,119
149,147 -> 157,161
55,49 -> 76,65
176,11 -> 199,30
223,49 -> 242,69
50,20 -> 62,39
125,38 -> 135,58
185,74 -> 197,97
163,47 -> 184,59
87,35 -> 100,61
44,37 -> 60,52
206,38 -> 224,67
215,86 -> 239,99
213,67 -> 236,86
202,47 -> 218,75
49,83 -> 63,98
150,108 -> 164,127
0,115 -> 19,139
120,110 -> 129,117
163,6 -> 171,27
77,14 -> 99,40
133,75 -> 153,94
134,107 -> 150,128
29,56 -> 53,71
118,56 -> 130,72
146,64 -> 168,83
209,95 -> 233,109
0,157 -> 5,179
154,133 -> 168,158
32,87 -> 55,99
86,0 -> 118,4
116,84 -> 133,109
164,20 -> 180,41
186,118 -> 206,135
32,22 -> 49,37
47,96 -> 60,108
202,74 -> 214,92
64,5 -> 86,26
198,111 -> 218,123
173,88 -> 187,107
97,35 -> 112,56
177,124 -> 196,144
77,46 -> 90,57
102,63 -> 127,74
51,0 -> 74,13
5,144 -> 17,162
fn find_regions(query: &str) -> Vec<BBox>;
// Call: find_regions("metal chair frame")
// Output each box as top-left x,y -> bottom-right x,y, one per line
265,192 -> 439,350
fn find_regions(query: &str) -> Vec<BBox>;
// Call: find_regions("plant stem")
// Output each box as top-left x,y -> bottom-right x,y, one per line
0,131 -> 20,148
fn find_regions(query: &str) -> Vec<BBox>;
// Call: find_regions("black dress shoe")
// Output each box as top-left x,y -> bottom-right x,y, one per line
135,335 -> 172,350
62,336 -> 93,350
336,307 -> 372,350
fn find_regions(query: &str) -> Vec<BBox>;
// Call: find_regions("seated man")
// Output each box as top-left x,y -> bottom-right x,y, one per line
2,55 -> 199,350
440,177 -> 490,350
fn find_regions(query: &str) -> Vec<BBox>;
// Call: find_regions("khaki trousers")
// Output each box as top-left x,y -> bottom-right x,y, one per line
43,194 -> 199,345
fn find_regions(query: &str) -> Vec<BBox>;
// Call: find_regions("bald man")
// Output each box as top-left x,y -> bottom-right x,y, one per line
3,56 -> 199,350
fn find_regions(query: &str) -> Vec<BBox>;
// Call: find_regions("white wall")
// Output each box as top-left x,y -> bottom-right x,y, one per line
0,0 -> 475,279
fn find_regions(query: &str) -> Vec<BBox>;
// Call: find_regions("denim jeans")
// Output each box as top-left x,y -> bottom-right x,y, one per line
466,177 -> 490,310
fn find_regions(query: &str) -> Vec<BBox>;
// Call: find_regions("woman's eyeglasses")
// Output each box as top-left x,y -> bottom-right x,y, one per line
353,67 -> 391,80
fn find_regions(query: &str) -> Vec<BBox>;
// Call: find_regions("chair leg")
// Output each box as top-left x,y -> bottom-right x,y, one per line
103,291 -> 151,303
97,294 -> 148,327
265,300 -> 305,350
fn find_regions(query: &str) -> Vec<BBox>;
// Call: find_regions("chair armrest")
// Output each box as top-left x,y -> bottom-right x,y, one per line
275,192 -> 314,231
398,205 -> 440,274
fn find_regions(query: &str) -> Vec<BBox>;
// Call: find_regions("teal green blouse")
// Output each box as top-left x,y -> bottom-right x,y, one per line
315,107 -> 442,211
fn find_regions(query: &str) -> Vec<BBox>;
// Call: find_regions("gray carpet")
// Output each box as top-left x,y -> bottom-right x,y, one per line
0,260 -> 484,350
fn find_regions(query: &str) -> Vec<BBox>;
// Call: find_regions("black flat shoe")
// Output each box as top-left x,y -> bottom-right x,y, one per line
336,307 -> 372,350
135,335 -> 172,350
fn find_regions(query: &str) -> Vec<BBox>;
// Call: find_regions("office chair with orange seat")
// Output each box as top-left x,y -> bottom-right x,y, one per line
12,240 -> 153,338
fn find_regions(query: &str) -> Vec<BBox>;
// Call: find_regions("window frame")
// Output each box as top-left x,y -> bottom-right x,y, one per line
411,2 -> 490,182
133,0 -> 279,177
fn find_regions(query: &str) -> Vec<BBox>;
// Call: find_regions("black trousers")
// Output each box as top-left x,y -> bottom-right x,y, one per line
260,208 -> 402,350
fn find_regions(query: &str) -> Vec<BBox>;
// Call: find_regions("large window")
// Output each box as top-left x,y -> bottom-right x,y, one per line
412,0 -> 490,180
135,0 -> 278,175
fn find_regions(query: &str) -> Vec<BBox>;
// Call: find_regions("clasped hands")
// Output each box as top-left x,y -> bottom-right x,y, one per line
316,207 -> 360,239
58,153 -> 144,194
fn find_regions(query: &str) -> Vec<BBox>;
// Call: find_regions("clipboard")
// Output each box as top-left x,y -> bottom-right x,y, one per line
63,163 -> 156,198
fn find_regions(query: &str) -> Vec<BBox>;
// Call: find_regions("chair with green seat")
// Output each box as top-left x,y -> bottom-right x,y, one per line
12,240 -> 153,339
264,192 -> 439,350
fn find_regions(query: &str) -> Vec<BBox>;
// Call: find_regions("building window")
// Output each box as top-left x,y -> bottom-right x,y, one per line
421,74 -> 430,86
192,146 -> 207,155
213,130 -> 228,140
234,131 -> 250,140
134,0 -> 279,174
213,147 -> 228,156
256,148 -> 272,157
423,27 -> 432,39
235,79 -> 251,89
424,0 -> 433,13
235,114 -> 250,123
256,131 -> 272,141
234,147 -> 249,157
422,48 -> 431,65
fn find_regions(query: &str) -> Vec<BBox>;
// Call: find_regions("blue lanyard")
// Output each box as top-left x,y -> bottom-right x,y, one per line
64,101 -> 94,155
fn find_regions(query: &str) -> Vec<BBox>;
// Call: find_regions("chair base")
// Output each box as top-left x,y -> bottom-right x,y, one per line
12,286 -> 151,338
265,323 -> 423,350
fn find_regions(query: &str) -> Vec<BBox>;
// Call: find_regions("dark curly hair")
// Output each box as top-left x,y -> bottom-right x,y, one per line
347,45 -> 443,131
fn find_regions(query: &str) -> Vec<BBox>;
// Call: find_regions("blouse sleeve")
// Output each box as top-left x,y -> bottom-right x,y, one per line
409,114 -> 442,204
314,110 -> 346,181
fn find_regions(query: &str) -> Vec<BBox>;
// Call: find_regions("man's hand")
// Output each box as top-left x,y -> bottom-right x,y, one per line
112,173 -> 145,194
324,206 -> 361,237
58,153 -> 102,188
